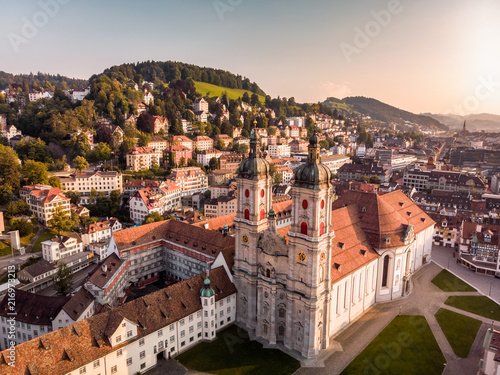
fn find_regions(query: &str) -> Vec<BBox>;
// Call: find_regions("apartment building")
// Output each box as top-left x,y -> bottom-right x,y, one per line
129,183 -> 182,224
126,147 -> 162,171
192,136 -> 214,151
219,154 -> 243,174
166,167 -> 208,196
320,154 -> 352,175
81,222 -> 112,247
147,135 -> 168,152
268,144 -> 291,158
197,148 -> 223,166
42,233 -> 84,262
60,171 -> 123,204
124,180 -> 166,196
20,185 -> 71,225
214,134 -> 232,148
167,145 -> 192,166
173,135 -> 193,150
204,196 -> 237,218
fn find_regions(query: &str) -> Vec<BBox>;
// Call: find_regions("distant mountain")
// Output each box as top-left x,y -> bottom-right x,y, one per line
341,96 -> 448,130
0,71 -> 88,90
425,113 -> 500,132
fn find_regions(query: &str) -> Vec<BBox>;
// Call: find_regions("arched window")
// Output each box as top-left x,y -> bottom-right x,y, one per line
279,308 -> 285,318
319,222 -> 325,236
278,325 -> 285,336
302,200 -> 308,209
260,209 -> 265,220
300,222 -> 308,235
266,269 -> 271,278
382,255 -> 390,287
260,189 -> 265,197
263,324 -> 268,335
244,209 -> 250,220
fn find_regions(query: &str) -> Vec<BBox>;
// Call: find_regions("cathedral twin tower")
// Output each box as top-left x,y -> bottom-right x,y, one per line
234,124 -> 334,358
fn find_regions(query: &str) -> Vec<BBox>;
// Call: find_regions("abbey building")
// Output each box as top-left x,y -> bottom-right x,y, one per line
233,128 -> 435,359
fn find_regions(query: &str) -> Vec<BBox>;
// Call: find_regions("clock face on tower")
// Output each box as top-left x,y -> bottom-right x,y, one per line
242,235 -> 249,243
297,251 -> 307,263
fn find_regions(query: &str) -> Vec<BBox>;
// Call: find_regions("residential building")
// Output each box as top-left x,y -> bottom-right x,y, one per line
126,147 -> 162,171
60,171 -> 123,204
147,135 -> 168,152
219,154 -> 243,174
0,124 -> 21,141
124,180 -> 167,196
166,167 -> 208,196
173,135 -> 193,150
42,233 -> 84,262
153,116 -> 169,134
197,148 -> 223,166
129,183 -> 182,224
275,165 -> 294,185
210,185 -> 235,199
143,90 -> 154,105
337,162 -> 390,182
192,136 -> 214,151
181,119 -> 193,134
17,259 -> 56,284
214,134 -> 232,148
480,328 -> 500,375
268,144 -> 291,158
320,154 -> 352,175
81,222 -> 112,247
167,145 -> 192,167
193,97 -> 209,113
204,196 -> 237,218
208,169 -> 234,186
20,185 -> 70,225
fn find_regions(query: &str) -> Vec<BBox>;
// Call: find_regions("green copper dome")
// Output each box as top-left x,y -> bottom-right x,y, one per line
293,132 -> 331,190
201,278 -> 215,298
237,121 -> 271,180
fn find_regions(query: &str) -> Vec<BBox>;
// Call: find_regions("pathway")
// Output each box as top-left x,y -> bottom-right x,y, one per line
26,226 -> 44,254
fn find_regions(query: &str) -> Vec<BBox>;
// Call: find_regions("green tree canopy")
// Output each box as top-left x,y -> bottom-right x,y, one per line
48,203 -> 71,234
73,155 -> 89,173
22,160 -> 48,185
54,263 -> 73,296
143,211 -> 164,224
0,145 -> 21,189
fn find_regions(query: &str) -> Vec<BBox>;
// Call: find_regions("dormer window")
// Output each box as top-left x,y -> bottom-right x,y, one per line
385,237 -> 391,244
361,207 -> 367,213
442,222 -> 447,227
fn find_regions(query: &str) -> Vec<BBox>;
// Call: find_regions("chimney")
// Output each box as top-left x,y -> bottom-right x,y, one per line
102,264 -> 107,272
476,224 -> 482,233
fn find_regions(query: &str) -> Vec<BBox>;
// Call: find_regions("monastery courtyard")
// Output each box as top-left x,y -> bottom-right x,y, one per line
151,246 -> 500,375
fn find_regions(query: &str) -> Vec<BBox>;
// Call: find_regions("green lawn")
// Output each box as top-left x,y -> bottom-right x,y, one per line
341,316 -> 445,375
431,269 -> 477,292
435,308 -> 482,358
176,325 -> 300,375
32,229 -> 59,253
194,81 -> 265,104
445,296 -> 500,321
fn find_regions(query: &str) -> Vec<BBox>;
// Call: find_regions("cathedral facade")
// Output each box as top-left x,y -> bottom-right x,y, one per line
233,128 -> 435,359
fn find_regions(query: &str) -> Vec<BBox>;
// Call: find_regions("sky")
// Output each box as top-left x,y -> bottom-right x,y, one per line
1,0 -> 500,115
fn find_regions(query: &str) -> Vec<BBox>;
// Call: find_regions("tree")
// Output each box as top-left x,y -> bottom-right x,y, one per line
48,203 -> 71,234
89,142 -> 112,163
54,263 -> 73,296
15,137 -> 52,163
269,163 -> 282,185
369,176 -> 381,184
6,200 -> 29,217
136,112 -> 155,133
319,140 -> 329,150
0,184 -> 13,204
208,157 -> 219,171
137,132 -> 151,147
22,160 -> 48,185
242,92 -> 250,103
48,176 -> 61,188
9,218 -> 34,237
142,212 -> 164,224
215,139 -> 225,150
0,145 -> 21,189
65,191 -> 81,205
73,156 -> 89,173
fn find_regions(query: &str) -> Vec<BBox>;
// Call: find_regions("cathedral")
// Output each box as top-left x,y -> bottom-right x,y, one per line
233,127 -> 435,359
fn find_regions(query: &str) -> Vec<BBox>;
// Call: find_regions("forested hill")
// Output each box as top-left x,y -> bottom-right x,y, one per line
0,71 -> 88,90
91,61 -> 266,96
342,96 -> 448,130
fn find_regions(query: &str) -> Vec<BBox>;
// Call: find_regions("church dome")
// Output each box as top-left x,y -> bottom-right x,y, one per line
293,132 -> 331,190
238,157 -> 271,180
237,121 -> 271,180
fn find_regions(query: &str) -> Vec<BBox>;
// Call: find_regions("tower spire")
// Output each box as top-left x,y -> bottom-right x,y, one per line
249,119 -> 259,157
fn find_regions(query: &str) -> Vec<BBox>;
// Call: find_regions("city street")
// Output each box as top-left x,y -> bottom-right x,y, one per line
38,263 -> 99,296
431,245 -> 500,303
